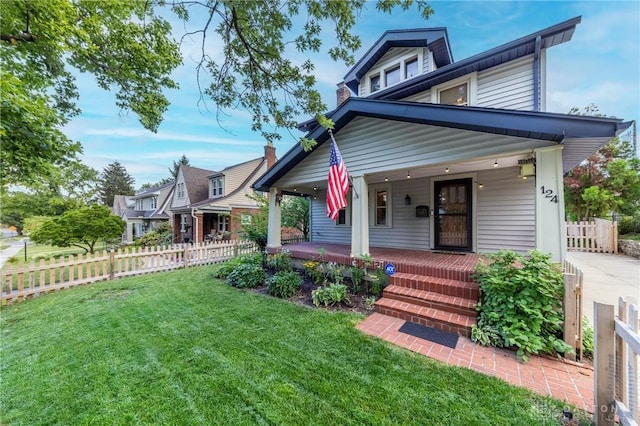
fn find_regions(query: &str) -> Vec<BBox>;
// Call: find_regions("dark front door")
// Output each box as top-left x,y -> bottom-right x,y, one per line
434,178 -> 472,251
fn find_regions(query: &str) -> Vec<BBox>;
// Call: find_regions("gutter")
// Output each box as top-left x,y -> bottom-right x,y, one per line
533,35 -> 541,112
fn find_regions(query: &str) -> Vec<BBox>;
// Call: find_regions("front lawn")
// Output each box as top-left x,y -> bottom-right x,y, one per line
1,266 -> 589,425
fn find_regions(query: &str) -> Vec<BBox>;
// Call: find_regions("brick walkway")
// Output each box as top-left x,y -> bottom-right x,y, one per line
357,313 -> 595,413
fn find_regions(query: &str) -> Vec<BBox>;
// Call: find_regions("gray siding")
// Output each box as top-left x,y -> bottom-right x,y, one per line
275,117 -> 549,188
310,178 -> 430,250
477,56 -> 534,110
403,89 -> 431,103
476,166 -> 535,254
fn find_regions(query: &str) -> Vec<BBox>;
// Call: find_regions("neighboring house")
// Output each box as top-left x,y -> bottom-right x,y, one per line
253,16 -> 631,262
170,144 -> 276,243
118,181 -> 175,243
112,195 -> 134,217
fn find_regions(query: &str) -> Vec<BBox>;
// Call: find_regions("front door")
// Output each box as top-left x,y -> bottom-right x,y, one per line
434,178 -> 472,251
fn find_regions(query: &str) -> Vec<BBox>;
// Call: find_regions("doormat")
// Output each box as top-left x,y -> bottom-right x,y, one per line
398,321 -> 459,349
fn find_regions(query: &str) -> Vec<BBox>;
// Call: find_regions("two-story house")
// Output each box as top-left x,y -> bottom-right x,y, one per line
170,144 -> 276,243
253,16 -> 631,263
118,181 -> 174,243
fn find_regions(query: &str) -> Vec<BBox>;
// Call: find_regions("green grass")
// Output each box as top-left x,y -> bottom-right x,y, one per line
1,266 -> 590,425
16,243 -> 87,262
620,233 -> 640,241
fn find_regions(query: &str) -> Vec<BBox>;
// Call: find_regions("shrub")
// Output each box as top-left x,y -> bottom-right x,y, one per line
213,253 -> 261,279
619,213 -> 640,235
267,271 -> 302,298
582,316 -> 594,359
226,263 -> 266,288
364,296 -> 376,311
267,250 -> 293,272
471,250 -> 572,362
325,262 -> 344,285
370,267 -> 389,297
349,266 -> 365,294
312,283 -> 349,307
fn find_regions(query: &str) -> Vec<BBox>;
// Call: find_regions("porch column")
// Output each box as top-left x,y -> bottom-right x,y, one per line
535,145 -> 566,262
267,187 -> 282,248
195,213 -> 204,243
350,175 -> 369,257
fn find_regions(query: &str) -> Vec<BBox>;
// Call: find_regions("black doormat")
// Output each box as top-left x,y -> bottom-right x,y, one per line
398,321 -> 459,349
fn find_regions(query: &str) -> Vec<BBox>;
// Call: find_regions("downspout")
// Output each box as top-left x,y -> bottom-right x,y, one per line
533,35 -> 541,112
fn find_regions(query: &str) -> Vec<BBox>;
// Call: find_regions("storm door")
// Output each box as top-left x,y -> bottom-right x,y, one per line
434,178 -> 472,251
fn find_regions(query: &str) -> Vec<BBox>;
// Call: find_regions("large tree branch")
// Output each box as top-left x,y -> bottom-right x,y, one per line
1,32 -> 35,43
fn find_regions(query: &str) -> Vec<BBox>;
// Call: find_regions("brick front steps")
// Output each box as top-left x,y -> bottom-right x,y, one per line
375,272 -> 479,337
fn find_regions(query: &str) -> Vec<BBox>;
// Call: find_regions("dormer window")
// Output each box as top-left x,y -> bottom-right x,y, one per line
211,177 -> 224,198
385,65 -> 400,87
150,197 -> 157,209
405,57 -> 418,78
370,74 -> 380,92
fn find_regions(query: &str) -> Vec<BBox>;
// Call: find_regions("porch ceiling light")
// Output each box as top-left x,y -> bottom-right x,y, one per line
445,167 -> 450,173
406,171 -> 411,179
494,159 -> 498,167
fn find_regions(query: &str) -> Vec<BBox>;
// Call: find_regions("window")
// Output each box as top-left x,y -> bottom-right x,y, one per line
439,82 -> 468,106
370,185 -> 391,227
177,183 -> 185,199
180,215 -> 188,232
136,200 -> 142,210
385,65 -> 400,87
210,177 -> 224,198
370,74 -> 380,92
150,197 -> 157,209
375,190 -> 388,226
405,58 -> 418,78
217,215 -> 229,232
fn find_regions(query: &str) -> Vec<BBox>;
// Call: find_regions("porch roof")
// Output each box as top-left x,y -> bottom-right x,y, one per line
252,98 -> 631,192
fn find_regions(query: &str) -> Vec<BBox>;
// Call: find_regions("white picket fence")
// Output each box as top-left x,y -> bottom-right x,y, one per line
1,240 -> 256,305
566,218 -> 618,253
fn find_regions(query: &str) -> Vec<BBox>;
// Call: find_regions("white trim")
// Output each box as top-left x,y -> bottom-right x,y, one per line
433,72 -> 478,106
429,172 -> 478,252
369,183 -> 392,228
363,49 -> 425,96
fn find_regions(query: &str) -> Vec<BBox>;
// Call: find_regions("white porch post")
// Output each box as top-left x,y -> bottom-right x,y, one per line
267,187 -> 282,249
350,175 -> 369,257
535,146 -> 566,262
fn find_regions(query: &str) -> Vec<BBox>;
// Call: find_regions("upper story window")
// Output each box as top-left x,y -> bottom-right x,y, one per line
210,177 -> 224,198
439,82 -> 468,106
150,197 -> 157,209
434,73 -> 477,106
385,65 -> 400,86
177,182 -> 185,199
136,200 -> 142,210
370,74 -> 381,92
405,57 -> 418,78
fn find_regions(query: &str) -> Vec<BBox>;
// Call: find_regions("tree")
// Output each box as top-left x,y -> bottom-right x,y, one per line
564,105 -> 640,221
169,155 -> 190,179
99,161 -> 135,207
2,1 -> 433,186
1,0 -> 181,185
30,205 -> 126,254
281,196 -> 310,238
29,204 -> 126,253
239,192 -> 269,263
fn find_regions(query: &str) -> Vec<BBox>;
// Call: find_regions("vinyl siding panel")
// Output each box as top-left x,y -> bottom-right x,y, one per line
275,117 -> 548,188
310,178 -> 430,250
476,166 -> 535,254
402,89 -> 431,103
477,55 -> 535,110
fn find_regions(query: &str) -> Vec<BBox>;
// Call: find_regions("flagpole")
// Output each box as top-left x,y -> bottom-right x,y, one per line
328,130 -> 359,199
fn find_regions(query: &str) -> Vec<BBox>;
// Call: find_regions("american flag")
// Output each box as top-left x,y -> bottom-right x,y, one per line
326,134 -> 349,220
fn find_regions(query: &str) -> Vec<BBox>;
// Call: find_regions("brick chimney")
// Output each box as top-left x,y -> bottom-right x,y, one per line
336,81 -> 351,106
264,143 -> 276,169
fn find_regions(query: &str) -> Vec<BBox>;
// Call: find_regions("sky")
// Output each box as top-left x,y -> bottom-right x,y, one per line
62,1 -> 640,188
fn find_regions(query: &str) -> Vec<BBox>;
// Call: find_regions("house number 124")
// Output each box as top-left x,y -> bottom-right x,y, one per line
540,186 -> 558,203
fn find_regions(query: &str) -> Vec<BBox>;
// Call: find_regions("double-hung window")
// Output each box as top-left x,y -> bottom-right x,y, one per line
370,185 -> 392,227
211,177 -> 224,198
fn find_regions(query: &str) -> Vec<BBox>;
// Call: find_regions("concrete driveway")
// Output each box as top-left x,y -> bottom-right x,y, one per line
566,251 -> 640,324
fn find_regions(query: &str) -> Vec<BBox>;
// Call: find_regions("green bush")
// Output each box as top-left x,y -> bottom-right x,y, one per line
312,283 -> 349,307
226,263 -> 266,288
267,250 -> 293,272
213,253 -> 261,279
471,250 -> 572,362
582,316 -> 594,359
371,267 -> 389,297
349,266 -> 365,294
619,213 -> 640,235
267,271 -> 302,298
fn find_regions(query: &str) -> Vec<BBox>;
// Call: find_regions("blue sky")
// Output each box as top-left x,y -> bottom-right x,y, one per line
62,1 -> 640,188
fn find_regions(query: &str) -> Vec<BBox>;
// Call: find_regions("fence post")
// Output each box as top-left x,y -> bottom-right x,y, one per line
594,302 -> 616,426
233,240 -> 239,258
109,249 -> 115,281
183,244 -> 190,268
564,261 -> 578,361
